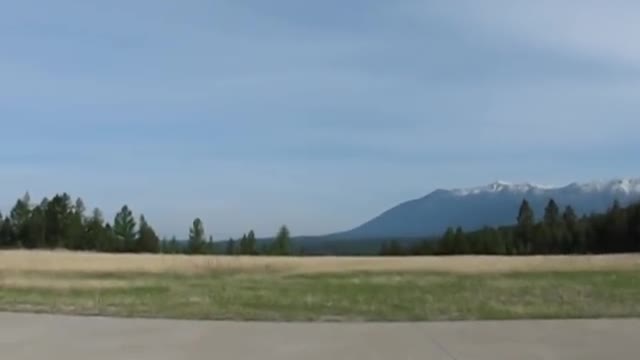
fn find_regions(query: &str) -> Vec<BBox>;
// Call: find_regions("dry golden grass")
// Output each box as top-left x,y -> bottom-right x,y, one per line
2,251 -> 640,321
0,276 -> 132,290
1,250 -> 640,275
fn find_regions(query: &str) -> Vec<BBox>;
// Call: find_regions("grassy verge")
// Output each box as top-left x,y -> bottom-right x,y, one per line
1,269 -> 639,321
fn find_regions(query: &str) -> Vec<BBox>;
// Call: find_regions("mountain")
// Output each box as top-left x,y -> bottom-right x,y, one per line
331,178 -> 640,240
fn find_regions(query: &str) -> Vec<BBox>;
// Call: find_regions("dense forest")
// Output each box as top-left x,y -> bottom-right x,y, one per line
0,192 -> 292,255
1,192 -> 638,256
380,199 -> 640,256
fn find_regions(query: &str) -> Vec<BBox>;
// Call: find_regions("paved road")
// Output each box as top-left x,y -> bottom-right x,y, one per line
1,313 -> 638,360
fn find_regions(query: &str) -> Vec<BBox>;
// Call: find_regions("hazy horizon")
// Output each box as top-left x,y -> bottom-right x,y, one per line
2,1 -> 639,238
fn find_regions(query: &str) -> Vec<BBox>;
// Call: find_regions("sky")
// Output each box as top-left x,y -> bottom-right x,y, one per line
1,0 -> 639,239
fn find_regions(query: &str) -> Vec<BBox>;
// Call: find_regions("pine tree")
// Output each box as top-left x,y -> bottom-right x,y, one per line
136,215 -> 160,253
379,240 -> 390,256
188,218 -> 206,254
237,231 -> 257,255
562,206 -> 581,253
66,197 -> 87,250
0,214 -> 13,248
10,192 -> 31,225
86,208 -> 108,251
387,239 -> 404,255
630,203 -> 640,251
168,236 -> 180,254
532,222 -> 549,254
238,233 -> 248,254
629,203 -> 640,251
246,230 -> 257,255
10,192 -> 32,246
225,238 -> 236,255
103,223 -> 118,252
113,205 -> 136,252
453,227 -> 468,254
439,227 -> 456,255
543,199 -> 560,225
502,229 -> 515,255
272,225 -> 291,255
0,219 -> 14,247
160,237 -> 169,253
605,200 -> 628,252
516,199 -> 535,254
0,213 -> 7,249
44,193 -> 73,249
206,235 -> 216,254
23,205 -> 46,249
492,227 -> 507,255
543,199 -> 565,253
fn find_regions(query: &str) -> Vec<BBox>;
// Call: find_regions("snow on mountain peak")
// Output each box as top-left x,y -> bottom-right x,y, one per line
577,178 -> 640,193
445,178 -> 640,197
449,181 -> 551,196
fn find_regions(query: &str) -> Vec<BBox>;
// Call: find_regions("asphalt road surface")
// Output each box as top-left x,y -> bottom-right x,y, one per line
1,312 -> 638,360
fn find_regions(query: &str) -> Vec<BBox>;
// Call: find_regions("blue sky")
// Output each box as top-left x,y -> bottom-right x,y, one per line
1,0 -> 639,238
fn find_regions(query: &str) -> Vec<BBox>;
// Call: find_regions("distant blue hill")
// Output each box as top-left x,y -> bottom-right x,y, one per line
327,178 -> 640,240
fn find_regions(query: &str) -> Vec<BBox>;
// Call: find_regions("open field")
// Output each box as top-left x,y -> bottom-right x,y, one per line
1,251 -> 640,321
3,250 -> 640,274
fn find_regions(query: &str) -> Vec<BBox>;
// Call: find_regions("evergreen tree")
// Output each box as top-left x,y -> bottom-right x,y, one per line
493,227 -> 507,254
606,200 -> 629,252
532,222 -> 549,254
44,193 -> 73,249
160,237 -> 169,253
0,212 -> 12,249
10,192 -> 31,225
453,227 -> 468,254
238,233 -> 248,254
438,227 -> 456,254
237,231 -> 257,255
272,225 -> 291,255
380,239 -> 405,255
188,218 -> 206,254
23,205 -> 46,249
543,199 -> 560,225
630,203 -> 640,251
543,199 -> 565,253
562,206 -> 583,253
66,197 -> 87,250
502,229 -> 516,255
136,215 -> 160,253
10,192 -> 32,246
516,199 -> 535,254
225,238 -> 236,255
0,214 -> 14,248
387,239 -> 404,255
168,236 -> 180,254
113,205 -> 136,252
246,230 -> 257,255
103,223 -> 117,252
409,239 -> 436,255
379,240 -> 390,256
207,235 -> 216,254
86,208 -> 108,251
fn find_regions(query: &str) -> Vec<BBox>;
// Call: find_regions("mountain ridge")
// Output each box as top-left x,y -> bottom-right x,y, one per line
329,177 -> 640,240
443,178 -> 640,196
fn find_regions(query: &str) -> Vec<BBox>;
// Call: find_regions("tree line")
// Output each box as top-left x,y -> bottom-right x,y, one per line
0,192 -> 292,255
380,199 -> 640,255
2,192 -> 639,256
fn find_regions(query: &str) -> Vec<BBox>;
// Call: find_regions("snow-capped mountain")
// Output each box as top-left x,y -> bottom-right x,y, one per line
448,178 -> 640,196
331,178 -> 640,239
